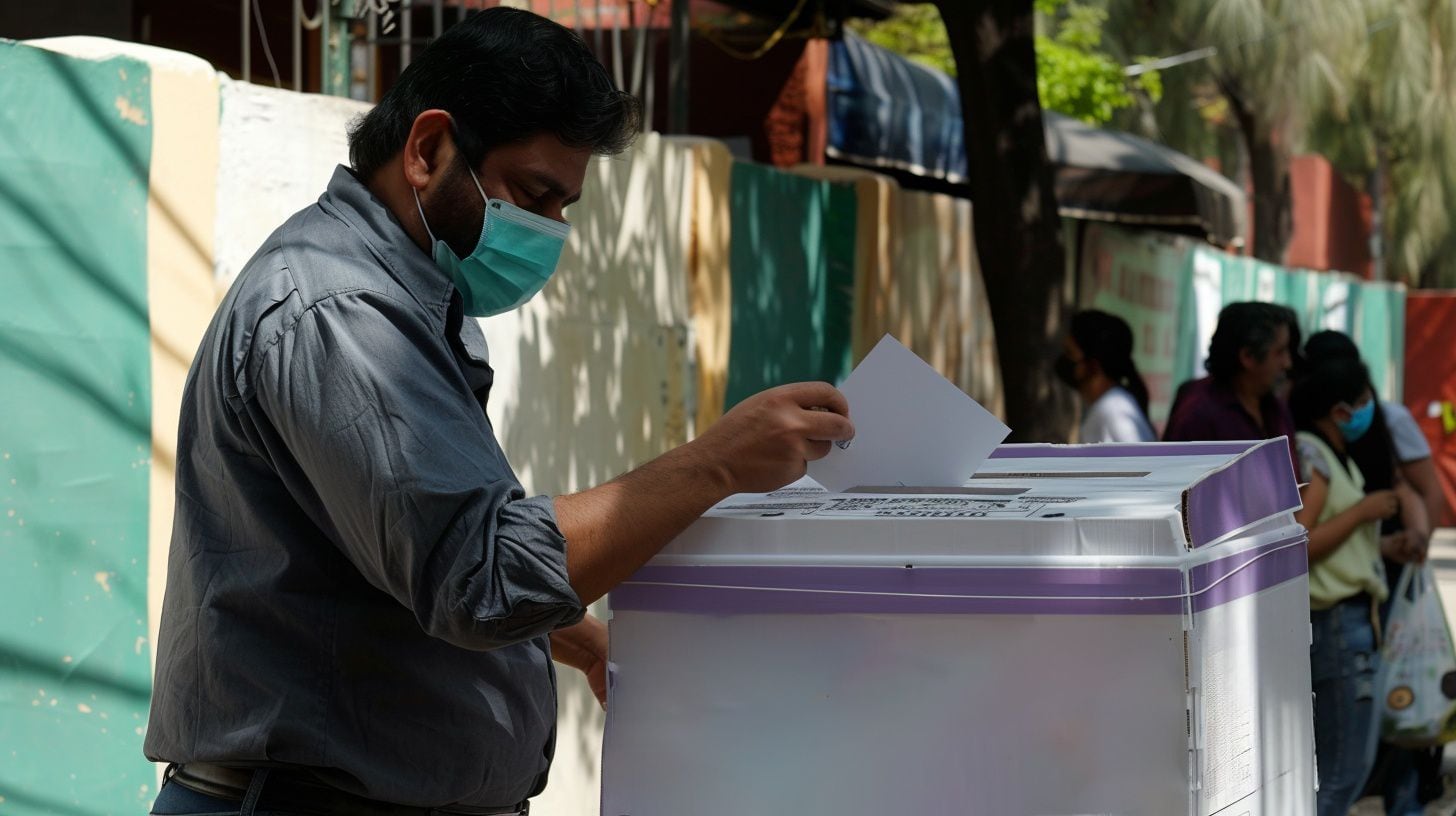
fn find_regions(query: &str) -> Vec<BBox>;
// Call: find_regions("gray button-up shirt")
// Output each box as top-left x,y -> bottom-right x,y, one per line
144,166 -> 585,808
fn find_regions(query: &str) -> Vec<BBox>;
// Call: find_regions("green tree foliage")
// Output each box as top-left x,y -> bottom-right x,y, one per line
1102,0 -> 1456,283
845,6 -> 957,76
1299,1 -> 1456,285
1102,0 -> 1364,262
1035,0 -> 1161,124
847,0 -> 1158,125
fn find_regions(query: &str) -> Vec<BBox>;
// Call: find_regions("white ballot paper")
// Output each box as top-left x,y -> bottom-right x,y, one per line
807,334 -> 1011,493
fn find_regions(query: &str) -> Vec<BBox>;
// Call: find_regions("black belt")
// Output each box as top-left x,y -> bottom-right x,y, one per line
170,762 -> 529,816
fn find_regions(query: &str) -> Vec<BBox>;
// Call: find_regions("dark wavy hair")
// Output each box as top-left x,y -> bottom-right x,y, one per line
348,7 -> 639,179
1069,309 -> 1151,421
1205,302 -> 1298,382
1290,356 -> 1370,435
1302,330 -> 1395,490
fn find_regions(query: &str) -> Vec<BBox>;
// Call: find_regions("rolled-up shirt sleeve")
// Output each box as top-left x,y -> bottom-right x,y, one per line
242,288 -> 583,650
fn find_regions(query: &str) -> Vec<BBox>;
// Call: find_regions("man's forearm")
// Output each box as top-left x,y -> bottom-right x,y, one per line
549,615 -> 605,671
1398,481 -> 1431,541
555,442 -> 735,605
552,381 -> 855,605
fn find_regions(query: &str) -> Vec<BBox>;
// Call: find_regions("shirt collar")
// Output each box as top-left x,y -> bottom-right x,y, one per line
317,165 -> 455,319
1208,376 -> 1267,409
1205,377 -> 1238,403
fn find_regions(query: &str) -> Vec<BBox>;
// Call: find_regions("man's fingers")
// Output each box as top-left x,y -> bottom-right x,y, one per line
805,439 -> 834,461
783,382 -> 849,417
803,411 -> 855,443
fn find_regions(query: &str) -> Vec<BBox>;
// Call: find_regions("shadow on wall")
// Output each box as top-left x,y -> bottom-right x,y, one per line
885,190 -> 1003,417
723,163 -> 857,411
479,133 -> 702,786
787,163 -> 1006,417
0,40 -> 160,814
0,47 -> 152,440
489,132 -> 696,500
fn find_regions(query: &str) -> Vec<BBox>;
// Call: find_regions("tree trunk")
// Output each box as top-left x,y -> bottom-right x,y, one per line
1367,156 -> 1385,282
935,0 -> 1075,442
1228,92 -> 1291,263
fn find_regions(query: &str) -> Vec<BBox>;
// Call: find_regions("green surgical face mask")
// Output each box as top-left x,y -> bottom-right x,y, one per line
412,161 -> 570,317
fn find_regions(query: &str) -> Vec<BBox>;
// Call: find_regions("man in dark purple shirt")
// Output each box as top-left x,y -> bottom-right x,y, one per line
1165,302 -> 1299,460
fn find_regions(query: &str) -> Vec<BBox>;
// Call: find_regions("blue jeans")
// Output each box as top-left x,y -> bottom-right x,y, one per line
1377,745 -> 1425,816
1311,596 -> 1383,816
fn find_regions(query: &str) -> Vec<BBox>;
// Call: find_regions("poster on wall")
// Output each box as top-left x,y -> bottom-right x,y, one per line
1078,224 -> 1195,430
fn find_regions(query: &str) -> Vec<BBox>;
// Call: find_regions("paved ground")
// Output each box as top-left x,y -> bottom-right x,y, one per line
1350,530 -> 1456,815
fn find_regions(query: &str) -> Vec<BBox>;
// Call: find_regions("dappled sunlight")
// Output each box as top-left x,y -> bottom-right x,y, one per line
793,163 -> 1004,416
722,163 -> 856,410
489,133 -> 697,501
0,40 -> 159,814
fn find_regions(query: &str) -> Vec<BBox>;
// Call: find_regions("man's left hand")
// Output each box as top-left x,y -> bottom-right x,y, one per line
550,615 -> 609,709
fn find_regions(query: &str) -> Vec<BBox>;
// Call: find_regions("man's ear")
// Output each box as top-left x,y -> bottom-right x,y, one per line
402,109 -> 458,191
1238,346 -> 1261,372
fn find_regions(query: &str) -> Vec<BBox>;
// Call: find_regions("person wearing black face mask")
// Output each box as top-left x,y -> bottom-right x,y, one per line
1056,310 -> 1155,443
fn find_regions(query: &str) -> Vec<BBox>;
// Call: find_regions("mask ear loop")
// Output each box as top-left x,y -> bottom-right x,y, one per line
446,115 -> 491,204
411,186 -> 440,246
416,117 -> 491,248
458,161 -> 496,244
462,161 -> 490,203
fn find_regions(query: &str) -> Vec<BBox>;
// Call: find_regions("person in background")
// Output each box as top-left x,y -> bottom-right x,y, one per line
1290,357 -> 1407,816
1055,310 -> 1155,442
1304,331 -> 1446,532
1304,330 -> 1441,815
1164,302 -> 1300,459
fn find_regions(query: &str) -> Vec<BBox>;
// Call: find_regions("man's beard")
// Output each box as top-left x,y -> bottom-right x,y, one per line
424,160 -> 486,258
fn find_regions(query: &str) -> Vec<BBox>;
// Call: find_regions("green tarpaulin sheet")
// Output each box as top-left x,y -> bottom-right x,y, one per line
724,163 -> 857,410
0,42 -> 156,815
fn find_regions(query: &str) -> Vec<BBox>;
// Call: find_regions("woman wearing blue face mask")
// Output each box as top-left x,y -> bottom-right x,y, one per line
1302,331 -> 1438,815
1291,357 -> 1403,816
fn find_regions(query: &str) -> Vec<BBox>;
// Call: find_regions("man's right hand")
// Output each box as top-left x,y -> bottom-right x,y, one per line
691,382 -> 855,495
556,381 -> 853,605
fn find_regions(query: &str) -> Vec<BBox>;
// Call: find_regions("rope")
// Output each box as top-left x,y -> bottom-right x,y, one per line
297,0 -> 324,31
251,0 -> 284,88
698,0 -> 812,61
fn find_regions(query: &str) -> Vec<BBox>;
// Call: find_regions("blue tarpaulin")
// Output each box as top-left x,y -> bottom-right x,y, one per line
827,30 -> 967,183
826,32 -> 1248,248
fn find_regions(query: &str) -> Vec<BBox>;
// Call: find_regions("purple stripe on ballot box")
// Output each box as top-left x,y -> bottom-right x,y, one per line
612,565 -> 1187,616
987,442 -> 1257,459
1190,535 -> 1309,612
612,539 -> 1310,616
1184,439 -> 1301,547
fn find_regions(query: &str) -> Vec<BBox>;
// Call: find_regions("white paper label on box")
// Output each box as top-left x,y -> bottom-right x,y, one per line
814,496 -> 1085,519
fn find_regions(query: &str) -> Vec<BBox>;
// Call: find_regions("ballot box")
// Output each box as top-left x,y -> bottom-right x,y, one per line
602,440 -> 1316,816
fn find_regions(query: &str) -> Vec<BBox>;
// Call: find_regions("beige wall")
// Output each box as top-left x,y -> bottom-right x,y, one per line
793,164 -> 1004,417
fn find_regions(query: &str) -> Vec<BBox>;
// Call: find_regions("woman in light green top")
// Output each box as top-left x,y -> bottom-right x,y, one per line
1290,357 -> 1402,816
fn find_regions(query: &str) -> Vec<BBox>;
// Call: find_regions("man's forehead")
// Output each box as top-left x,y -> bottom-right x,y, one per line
489,136 -> 588,190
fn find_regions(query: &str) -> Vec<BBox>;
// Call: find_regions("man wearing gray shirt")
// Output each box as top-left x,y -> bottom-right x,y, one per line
144,9 -> 853,815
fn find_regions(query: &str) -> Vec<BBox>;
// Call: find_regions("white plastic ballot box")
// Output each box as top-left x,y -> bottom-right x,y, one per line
602,440 -> 1316,816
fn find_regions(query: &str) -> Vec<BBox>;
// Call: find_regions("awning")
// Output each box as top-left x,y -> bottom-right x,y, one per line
827,30 -> 1248,248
